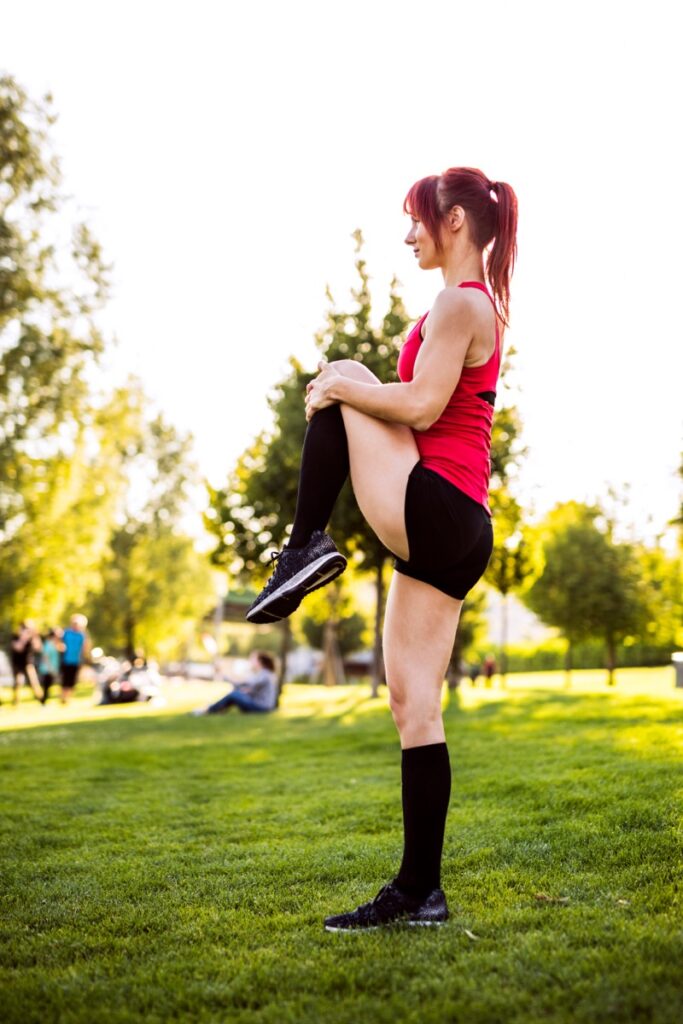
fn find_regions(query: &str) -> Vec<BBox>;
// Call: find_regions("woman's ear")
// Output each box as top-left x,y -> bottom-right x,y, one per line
447,205 -> 465,231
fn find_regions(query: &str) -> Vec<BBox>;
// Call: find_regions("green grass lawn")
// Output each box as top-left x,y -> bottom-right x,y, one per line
1,668 -> 682,1023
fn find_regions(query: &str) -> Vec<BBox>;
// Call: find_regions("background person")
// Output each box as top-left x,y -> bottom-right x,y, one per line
39,628 -> 62,704
191,651 -> 278,715
60,614 -> 90,704
9,621 -> 43,705
483,653 -> 497,686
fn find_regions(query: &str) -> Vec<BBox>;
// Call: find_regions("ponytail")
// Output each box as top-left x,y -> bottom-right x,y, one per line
486,181 -> 518,326
404,167 -> 519,326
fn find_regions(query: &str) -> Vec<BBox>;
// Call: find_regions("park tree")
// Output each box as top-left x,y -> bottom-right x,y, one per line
0,75 -> 120,628
1,75 -> 109,527
299,581 -> 368,686
672,448 -> 683,541
445,585 -> 488,688
87,381 -> 214,659
524,502 -> 647,684
484,489 -> 536,682
0,388 -> 139,626
483,341 -> 534,680
636,542 -> 683,653
206,232 -> 411,696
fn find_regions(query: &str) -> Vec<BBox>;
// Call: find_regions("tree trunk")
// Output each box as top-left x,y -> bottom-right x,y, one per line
500,591 -> 509,687
277,618 -> 291,705
125,613 -> 136,662
371,558 -> 386,698
447,635 -> 464,691
322,620 -> 345,687
606,636 -> 617,686
213,595 -> 223,680
319,582 -> 345,687
564,638 -> 573,688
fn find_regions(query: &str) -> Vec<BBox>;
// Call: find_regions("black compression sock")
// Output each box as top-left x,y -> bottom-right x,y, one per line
288,404 -> 349,549
395,742 -> 452,899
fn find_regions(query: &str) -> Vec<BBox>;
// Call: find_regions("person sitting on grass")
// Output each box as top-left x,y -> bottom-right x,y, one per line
190,651 -> 278,715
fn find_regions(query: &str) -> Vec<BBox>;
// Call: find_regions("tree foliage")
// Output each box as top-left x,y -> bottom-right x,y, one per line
206,232 -> 409,573
636,543 -> 683,651
0,74 -> 115,627
0,77 -> 213,659
0,393 -> 133,625
1,75 -> 110,518
86,381 -> 214,659
298,583 -> 368,658
206,232 -> 412,692
480,333 -> 532,676
524,502 -> 648,683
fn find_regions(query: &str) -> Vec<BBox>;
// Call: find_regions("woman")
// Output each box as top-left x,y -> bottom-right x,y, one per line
190,650 -> 278,715
247,166 -> 518,930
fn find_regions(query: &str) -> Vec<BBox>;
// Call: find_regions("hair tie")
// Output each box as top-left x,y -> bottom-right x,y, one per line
489,180 -> 498,192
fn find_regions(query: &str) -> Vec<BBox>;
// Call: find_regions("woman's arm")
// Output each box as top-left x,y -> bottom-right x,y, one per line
237,669 -> 269,695
306,289 -> 478,431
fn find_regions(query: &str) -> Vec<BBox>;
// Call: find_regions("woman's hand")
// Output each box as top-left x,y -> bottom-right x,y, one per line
305,360 -> 342,421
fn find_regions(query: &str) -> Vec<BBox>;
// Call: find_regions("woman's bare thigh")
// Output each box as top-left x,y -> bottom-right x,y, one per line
383,571 -> 463,740
328,359 -> 419,560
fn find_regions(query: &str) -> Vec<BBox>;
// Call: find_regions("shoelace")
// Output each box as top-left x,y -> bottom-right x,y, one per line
260,550 -> 284,595
360,884 -> 404,921
370,883 -> 395,907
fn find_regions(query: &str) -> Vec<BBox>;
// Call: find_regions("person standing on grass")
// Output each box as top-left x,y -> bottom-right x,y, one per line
245,166 -> 518,931
190,651 -> 278,715
468,660 -> 481,686
9,621 -> 43,705
483,653 -> 497,686
39,628 -> 62,704
59,614 -> 90,704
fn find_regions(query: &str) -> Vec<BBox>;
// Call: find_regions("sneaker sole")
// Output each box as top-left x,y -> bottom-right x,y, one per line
324,918 -> 447,933
246,552 -> 347,624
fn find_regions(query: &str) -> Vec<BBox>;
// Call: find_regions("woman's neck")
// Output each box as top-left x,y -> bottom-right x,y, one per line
441,246 -> 485,288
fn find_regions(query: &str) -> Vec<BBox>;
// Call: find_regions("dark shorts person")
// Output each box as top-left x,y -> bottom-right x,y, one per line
40,672 -> 56,703
61,663 -> 80,690
11,657 -> 28,680
394,463 -> 493,600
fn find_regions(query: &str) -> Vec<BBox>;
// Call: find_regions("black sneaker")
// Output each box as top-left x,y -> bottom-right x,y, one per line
246,530 -> 347,624
323,882 -> 448,932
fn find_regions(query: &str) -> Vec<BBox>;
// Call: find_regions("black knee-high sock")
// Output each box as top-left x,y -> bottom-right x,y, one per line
288,405 -> 349,549
395,742 -> 452,898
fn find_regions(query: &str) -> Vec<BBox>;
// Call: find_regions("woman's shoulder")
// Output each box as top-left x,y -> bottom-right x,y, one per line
425,286 -> 480,335
435,284 -> 489,312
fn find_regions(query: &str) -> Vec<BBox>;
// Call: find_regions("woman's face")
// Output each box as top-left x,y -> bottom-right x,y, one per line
404,217 -> 440,270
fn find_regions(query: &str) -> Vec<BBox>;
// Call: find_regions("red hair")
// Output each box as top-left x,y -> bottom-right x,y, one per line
404,166 -> 518,325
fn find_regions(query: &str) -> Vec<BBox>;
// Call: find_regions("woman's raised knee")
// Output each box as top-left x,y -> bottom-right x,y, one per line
327,358 -> 380,384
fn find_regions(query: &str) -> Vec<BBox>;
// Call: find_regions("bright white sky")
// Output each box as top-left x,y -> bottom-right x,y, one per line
3,0 -> 682,541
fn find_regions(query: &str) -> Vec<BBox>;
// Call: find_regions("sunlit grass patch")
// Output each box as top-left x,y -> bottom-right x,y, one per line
1,667 -> 682,1023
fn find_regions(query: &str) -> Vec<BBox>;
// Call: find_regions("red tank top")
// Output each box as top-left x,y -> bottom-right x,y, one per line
397,281 -> 500,515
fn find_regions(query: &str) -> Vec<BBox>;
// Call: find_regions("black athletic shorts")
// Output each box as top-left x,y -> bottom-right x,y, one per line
393,463 -> 493,600
61,663 -> 80,689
